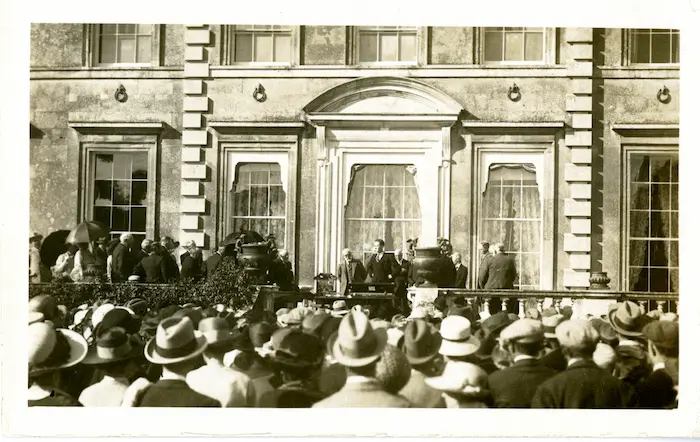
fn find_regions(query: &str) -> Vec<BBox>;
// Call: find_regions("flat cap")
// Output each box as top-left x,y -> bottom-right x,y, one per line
642,320 -> 678,350
555,319 -> 599,350
542,314 -> 566,338
500,319 -> 544,343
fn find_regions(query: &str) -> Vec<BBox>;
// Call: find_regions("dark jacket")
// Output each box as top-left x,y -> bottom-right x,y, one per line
159,249 -> 180,282
180,252 -> 204,282
137,379 -> 220,407
204,252 -> 223,280
94,245 -> 108,271
399,370 -> 446,408
454,264 -> 468,289
337,259 -> 367,295
478,253 -> 517,290
111,242 -> 133,283
133,253 -> 168,283
260,380 -> 326,408
540,347 -> 568,372
636,368 -> 678,409
312,378 -> 413,408
531,359 -> 627,408
488,358 -> 557,408
365,253 -> 399,284
477,254 -> 492,289
269,257 -> 295,289
393,258 -> 411,296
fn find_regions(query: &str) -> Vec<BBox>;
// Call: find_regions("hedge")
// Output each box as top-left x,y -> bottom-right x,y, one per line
28,258 -> 260,312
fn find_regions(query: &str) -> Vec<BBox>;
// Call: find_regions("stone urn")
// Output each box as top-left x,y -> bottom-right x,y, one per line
589,271 -> 611,290
238,243 -> 273,283
412,246 -> 443,287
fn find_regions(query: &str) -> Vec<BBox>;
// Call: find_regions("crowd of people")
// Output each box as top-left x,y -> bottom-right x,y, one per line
28,290 -> 679,408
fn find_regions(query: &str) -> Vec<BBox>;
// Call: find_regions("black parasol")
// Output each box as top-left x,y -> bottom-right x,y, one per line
40,230 -> 71,267
221,230 -> 265,246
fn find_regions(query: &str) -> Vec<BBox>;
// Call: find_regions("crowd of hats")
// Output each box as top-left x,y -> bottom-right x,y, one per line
27,292 -> 679,408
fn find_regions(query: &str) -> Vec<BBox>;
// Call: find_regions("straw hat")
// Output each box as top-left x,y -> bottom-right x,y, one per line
29,322 -> 88,376
331,300 -> 350,318
438,316 -> 481,357
608,301 -> 652,337
82,327 -> 143,365
329,310 -> 387,367
425,361 -> 488,396
198,317 -> 237,350
268,328 -> 324,368
144,317 -> 208,365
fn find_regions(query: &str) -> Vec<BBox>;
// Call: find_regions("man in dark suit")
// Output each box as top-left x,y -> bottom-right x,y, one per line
337,249 -> 367,296
636,320 -> 679,409
204,243 -> 225,281
180,240 -> 204,282
489,319 -> 557,408
452,252 -> 468,289
133,240 -> 168,283
158,237 -> 180,282
93,237 -> 109,275
532,320 -> 627,408
364,239 -> 399,284
111,233 -> 134,283
269,249 -> 297,290
476,241 -> 491,289
393,249 -> 411,300
478,243 -> 518,314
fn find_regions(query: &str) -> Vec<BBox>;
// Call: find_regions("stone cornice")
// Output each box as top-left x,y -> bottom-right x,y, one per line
68,121 -> 166,135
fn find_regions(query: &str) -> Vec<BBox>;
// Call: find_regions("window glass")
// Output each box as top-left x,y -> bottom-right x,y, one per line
98,24 -> 153,64
357,27 -> 418,63
483,27 -> 547,63
629,29 -> 680,64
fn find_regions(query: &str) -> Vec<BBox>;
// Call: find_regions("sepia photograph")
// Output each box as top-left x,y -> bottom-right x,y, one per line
3,0 -> 699,437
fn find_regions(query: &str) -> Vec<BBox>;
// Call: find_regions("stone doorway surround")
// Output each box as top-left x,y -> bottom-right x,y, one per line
303,76 -> 463,276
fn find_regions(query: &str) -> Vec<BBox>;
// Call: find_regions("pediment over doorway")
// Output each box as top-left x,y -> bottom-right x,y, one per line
303,76 -> 463,118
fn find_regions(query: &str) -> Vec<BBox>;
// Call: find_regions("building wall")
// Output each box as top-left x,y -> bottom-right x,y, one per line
29,24 -> 679,290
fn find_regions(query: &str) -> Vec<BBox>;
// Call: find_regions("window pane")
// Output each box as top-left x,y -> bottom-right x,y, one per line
131,182 -> 148,206
233,189 -> 250,217
405,185 -> 421,219
364,187 -> 384,219
95,154 -> 113,179
519,253 -> 540,286
235,34 -> 253,62
364,166 -> 383,186
630,266 -> 650,292
359,34 -> 378,62
99,36 -> 117,64
631,31 -> 650,63
118,36 -> 136,63
521,186 -> 541,218
112,207 -> 129,231
672,32 -> 680,62
524,32 -> 543,61
113,154 -> 131,179
629,211 -> 650,238
137,36 -> 152,63
118,24 -> 136,33
649,267 -> 670,292
254,34 -> 273,62
249,186 -> 269,216
399,34 -> 416,62
137,24 -> 152,34
484,31 -> 503,61
649,211 -> 669,238
274,34 -> 291,62
131,207 -> 147,232
94,207 -> 111,227
651,32 -> 671,63
649,157 -> 671,182
94,181 -> 113,206
670,241 -> 678,267
670,212 -> 678,238
504,31 -> 524,61
379,34 -> 399,61
132,154 -> 148,179
113,181 -> 131,205
269,219 -> 285,248
630,184 -> 650,210
269,186 -> 286,217
232,218 -> 249,233
671,184 -> 678,210
670,268 -> 678,292
101,24 -> 117,34
651,184 -> 671,210
630,155 -> 649,182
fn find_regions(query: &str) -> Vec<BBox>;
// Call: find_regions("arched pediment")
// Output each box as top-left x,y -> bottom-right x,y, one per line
303,76 -> 463,116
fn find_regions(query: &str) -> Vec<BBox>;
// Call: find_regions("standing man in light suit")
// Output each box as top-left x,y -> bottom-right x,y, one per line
337,249 -> 367,296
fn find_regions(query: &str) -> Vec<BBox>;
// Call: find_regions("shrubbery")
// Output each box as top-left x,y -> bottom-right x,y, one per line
28,257 -> 259,311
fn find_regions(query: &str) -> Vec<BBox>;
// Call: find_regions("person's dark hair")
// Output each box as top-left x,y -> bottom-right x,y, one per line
272,361 -> 322,383
346,363 -> 377,378
67,244 -> 79,254
374,239 -> 385,247
511,340 -> 544,357
164,356 -> 204,376
99,360 -> 132,378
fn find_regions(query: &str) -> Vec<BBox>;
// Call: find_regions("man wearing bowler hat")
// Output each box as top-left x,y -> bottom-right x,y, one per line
313,310 -> 412,407
488,319 -> 556,408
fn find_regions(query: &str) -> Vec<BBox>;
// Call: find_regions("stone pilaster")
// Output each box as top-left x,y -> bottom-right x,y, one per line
180,25 -> 211,247
564,28 -> 594,289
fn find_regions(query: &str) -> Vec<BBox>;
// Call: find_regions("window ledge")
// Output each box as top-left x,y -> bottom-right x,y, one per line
463,120 -> 565,134
209,120 -> 306,135
69,121 -> 166,135
611,123 -> 679,137
599,66 -> 679,79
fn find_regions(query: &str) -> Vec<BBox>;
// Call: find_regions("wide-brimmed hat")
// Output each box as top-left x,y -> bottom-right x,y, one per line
542,314 -> 567,338
608,301 -> 652,337
302,311 -> 330,337
500,319 -> 544,344
172,308 -> 204,329
125,298 -> 149,317
330,310 -> 387,367
82,326 -> 143,365
331,300 -> 350,318
29,295 -> 58,321
95,307 -> 140,336
29,312 -> 45,325
439,316 -> 481,357
402,319 -> 442,365
475,311 -> 512,341
144,317 -> 208,365
285,308 -> 307,326
29,322 -> 88,376
425,361 -> 488,396
269,328 -> 324,368
91,304 -> 116,328
198,317 -> 237,350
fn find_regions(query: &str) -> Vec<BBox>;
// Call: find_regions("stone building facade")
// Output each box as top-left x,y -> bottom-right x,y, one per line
30,25 -> 680,292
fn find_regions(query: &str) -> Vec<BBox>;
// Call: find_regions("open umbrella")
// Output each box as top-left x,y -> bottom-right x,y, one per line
40,230 -> 71,267
221,230 -> 265,246
65,220 -> 110,245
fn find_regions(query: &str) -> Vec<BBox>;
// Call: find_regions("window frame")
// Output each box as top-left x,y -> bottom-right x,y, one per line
81,142 -> 158,240
350,26 -> 428,67
622,146 -> 679,292
86,24 -> 162,68
623,28 -> 680,67
221,25 -> 301,66
477,27 -> 557,66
